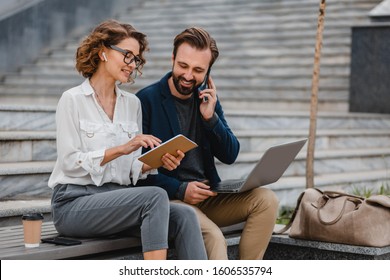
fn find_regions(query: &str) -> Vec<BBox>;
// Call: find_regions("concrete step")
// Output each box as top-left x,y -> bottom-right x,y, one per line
63,34 -> 352,53
49,44 -> 351,59
2,72 -> 349,90
0,0 -> 376,103
0,105 -> 56,131
0,84 -> 70,95
0,78 -> 349,97
2,74 -> 83,86
0,167 -> 387,227
0,95 -> 60,106
219,98 -> 349,112
138,0 -> 376,13
2,104 -> 390,131
132,17 -> 364,35
273,169 -> 390,207
32,52 -> 351,67
235,129 -> 390,152
138,25 -> 360,45
0,0 -> 368,99
18,62 -> 351,79
216,147 -> 390,179
0,131 -> 56,162
130,1 -> 375,24
1,144 -> 389,201
224,110 -> 390,130
2,128 -> 389,163
0,162 -> 82,201
0,199 -> 51,227
0,161 -> 54,200
38,49 -> 345,72
0,85 -> 350,108
0,0 -> 385,222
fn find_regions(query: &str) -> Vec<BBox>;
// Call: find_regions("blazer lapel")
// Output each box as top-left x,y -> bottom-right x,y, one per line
161,83 -> 181,136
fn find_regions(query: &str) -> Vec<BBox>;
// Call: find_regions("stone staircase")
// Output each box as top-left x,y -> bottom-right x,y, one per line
1,0 -> 390,226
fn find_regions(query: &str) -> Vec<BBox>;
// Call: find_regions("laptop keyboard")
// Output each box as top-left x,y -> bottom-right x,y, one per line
217,179 -> 245,190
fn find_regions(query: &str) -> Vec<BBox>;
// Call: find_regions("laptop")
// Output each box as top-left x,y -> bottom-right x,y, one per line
212,139 -> 307,193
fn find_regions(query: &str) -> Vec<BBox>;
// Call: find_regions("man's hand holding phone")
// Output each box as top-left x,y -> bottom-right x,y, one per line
198,67 -> 211,103
198,76 -> 217,121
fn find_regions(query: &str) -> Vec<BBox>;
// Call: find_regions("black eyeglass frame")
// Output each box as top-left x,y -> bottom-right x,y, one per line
109,45 -> 143,67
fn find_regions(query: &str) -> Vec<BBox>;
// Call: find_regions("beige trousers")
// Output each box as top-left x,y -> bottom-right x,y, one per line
173,187 -> 279,260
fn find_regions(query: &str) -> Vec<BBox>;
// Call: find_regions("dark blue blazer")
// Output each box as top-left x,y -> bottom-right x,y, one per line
136,72 -> 240,199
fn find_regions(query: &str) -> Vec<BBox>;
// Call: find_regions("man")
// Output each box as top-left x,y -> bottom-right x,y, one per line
136,27 -> 279,260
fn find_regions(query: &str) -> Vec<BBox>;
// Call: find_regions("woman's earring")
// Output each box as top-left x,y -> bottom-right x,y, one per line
102,52 -> 108,62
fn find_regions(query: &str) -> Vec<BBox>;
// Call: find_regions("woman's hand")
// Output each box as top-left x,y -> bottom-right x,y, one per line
122,134 -> 162,155
101,134 -> 161,166
161,150 -> 185,171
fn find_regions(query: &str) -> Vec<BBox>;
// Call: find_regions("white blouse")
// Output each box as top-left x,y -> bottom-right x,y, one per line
48,79 -> 154,189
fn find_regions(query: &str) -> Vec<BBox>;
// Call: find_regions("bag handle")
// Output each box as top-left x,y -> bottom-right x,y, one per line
317,195 -> 362,225
273,188 -> 323,234
322,190 -> 363,200
273,188 -> 363,234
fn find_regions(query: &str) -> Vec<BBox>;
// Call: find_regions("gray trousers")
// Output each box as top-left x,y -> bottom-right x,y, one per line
51,183 -> 207,259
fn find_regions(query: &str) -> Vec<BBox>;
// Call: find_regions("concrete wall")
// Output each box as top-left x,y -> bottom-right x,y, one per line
348,1 -> 390,114
349,24 -> 390,114
369,0 -> 390,22
0,0 -> 142,76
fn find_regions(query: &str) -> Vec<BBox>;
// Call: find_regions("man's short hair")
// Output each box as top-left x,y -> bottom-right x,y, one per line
173,27 -> 219,67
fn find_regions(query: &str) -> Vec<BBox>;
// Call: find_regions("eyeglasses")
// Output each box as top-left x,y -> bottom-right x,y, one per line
109,45 -> 143,67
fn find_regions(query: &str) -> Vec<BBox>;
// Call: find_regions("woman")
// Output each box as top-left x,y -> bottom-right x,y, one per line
48,19 -> 207,260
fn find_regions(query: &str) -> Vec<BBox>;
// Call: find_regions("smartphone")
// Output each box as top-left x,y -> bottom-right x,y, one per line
198,68 -> 211,102
41,236 -> 82,246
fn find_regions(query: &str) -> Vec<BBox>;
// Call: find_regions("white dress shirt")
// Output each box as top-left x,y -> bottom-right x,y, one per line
48,79 -> 154,188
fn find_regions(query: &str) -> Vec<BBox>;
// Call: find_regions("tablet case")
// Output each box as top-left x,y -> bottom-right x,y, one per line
138,134 -> 198,168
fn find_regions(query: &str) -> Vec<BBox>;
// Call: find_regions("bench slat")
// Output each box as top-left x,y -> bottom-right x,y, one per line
0,222 -> 142,260
1,236 -> 142,259
0,222 -> 245,260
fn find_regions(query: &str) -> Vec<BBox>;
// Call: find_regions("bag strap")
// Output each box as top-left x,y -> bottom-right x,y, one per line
274,189 -> 365,234
317,197 -> 362,225
273,190 -> 308,235
322,190 -> 363,200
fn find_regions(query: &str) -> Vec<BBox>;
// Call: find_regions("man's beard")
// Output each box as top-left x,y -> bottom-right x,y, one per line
172,72 -> 198,96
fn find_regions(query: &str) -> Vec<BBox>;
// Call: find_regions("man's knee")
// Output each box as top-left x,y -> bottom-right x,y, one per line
202,226 -> 227,260
202,224 -> 225,239
250,187 -> 279,211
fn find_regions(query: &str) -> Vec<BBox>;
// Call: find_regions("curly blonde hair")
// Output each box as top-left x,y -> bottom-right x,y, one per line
75,19 -> 148,78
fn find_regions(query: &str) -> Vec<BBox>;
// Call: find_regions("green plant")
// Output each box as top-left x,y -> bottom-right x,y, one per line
349,155 -> 390,197
276,206 -> 294,225
351,186 -> 373,198
378,182 -> 390,196
350,182 -> 390,198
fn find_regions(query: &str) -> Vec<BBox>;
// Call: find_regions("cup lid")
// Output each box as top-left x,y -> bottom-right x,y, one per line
22,213 -> 44,221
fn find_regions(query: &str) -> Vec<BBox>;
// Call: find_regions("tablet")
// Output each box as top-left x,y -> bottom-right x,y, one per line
138,134 -> 198,168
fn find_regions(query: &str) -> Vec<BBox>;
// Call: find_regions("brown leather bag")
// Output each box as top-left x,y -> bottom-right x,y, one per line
276,188 -> 390,247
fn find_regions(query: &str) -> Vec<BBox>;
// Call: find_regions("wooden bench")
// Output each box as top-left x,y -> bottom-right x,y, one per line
0,222 -> 145,260
2,222 -> 389,260
0,221 -> 244,260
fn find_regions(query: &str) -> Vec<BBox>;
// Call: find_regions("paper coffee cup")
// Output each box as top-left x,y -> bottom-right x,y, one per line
22,213 -> 44,248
